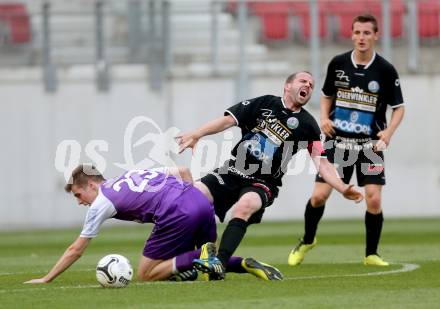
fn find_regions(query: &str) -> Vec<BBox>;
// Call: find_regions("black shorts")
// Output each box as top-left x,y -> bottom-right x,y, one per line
200,169 -> 278,224
316,137 -> 386,187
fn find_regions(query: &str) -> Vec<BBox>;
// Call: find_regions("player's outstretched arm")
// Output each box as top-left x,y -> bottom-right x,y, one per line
313,157 -> 364,203
24,236 -> 91,284
176,115 -> 236,154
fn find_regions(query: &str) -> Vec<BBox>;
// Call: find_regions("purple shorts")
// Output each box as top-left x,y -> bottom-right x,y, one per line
143,186 -> 217,260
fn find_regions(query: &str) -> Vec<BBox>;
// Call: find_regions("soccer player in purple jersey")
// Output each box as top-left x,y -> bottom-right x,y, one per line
25,164 -> 283,284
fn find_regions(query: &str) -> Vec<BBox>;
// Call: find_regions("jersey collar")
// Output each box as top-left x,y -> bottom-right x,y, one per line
351,50 -> 376,69
281,97 -> 287,108
281,97 -> 301,114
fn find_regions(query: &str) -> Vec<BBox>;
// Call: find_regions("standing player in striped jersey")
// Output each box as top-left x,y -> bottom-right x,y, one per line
24,164 -> 282,284
177,71 -> 364,280
288,15 -> 405,267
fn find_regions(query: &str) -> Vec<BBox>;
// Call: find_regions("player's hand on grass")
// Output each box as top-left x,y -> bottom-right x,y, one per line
343,184 -> 364,203
320,118 -> 336,137
24,277 -> 49,284
175,132 -> 200,154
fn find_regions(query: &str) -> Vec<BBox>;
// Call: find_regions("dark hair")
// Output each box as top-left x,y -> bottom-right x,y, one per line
285,71 -> 313,84
352,14 -> 378,33
64,164 -> 105,192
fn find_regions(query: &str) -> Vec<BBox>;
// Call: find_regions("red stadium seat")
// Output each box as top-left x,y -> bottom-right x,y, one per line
226,1 -> 290,41
260,13 -> 290,40
329,0 -> 404,39
289,1 -> 329,39
418,0 -> 440,38
251,2 -> 290,40
0,3 -> 31,44
250,1 -> 330,41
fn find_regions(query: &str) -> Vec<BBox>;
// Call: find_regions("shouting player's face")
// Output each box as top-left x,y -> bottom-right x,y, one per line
352,22 -> 378,53
71,181 -> 99,206
285,72 -> 314,106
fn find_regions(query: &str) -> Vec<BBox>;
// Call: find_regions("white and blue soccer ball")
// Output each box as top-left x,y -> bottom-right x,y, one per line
96,254 -> 133,288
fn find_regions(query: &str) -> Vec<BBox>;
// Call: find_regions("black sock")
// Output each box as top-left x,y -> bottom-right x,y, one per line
365,211 -> 384,256
303,199 -> 325,244
217,218 -> 248,267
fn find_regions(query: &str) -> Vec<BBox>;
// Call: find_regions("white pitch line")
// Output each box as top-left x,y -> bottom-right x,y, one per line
0,263 -> 419,294
284,263 -> 420,281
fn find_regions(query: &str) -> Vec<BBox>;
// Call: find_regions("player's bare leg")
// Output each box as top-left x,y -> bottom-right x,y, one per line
194,181 -> 214,203
137,256 -> 167,281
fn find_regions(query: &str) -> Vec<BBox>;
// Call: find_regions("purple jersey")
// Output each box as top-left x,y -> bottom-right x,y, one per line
80,168 -> 217,259
101,169 -> 192,223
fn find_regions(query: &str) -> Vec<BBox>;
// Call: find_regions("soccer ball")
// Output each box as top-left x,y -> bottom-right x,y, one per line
96,254 -> 133,288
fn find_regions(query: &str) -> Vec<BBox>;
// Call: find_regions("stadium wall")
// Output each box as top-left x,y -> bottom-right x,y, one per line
0,71 -> 438,230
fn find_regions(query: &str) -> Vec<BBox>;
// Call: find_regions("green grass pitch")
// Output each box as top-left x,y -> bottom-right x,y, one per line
1,218 -> 439,308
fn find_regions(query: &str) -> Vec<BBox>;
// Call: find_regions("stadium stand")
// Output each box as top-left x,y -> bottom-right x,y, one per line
229,1 -> 328,41
1,0 -> 440,74
229,0 -> 407,42
328,0 -> 405,39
